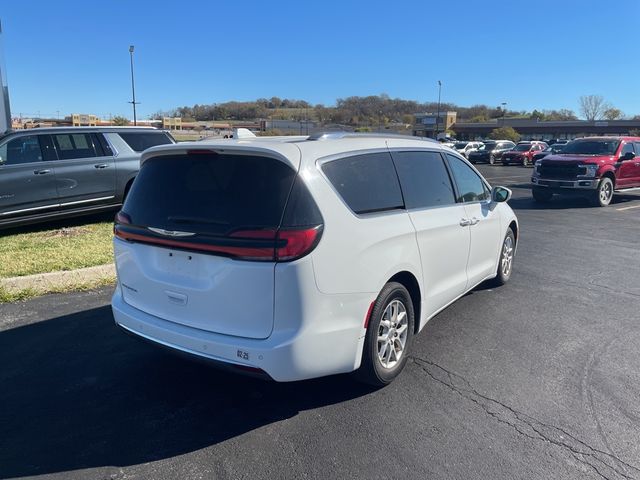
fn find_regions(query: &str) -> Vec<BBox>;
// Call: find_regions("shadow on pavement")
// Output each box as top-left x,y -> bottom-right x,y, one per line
0,306 -> 375,478
507,193 -> 640,211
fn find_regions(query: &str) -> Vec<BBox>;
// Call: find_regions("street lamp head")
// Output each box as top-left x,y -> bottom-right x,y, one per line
438,80 -> 442,87
129,45 -> 135,53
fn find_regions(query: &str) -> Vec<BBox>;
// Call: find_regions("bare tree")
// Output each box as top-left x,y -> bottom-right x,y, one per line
579,95 -> 610,121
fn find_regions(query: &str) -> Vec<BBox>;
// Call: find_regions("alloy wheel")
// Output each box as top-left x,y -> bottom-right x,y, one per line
377,300 -> 408,369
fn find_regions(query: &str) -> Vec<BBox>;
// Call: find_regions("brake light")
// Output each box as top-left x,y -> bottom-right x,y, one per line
276,227 -> 322,261
114,225 -> 322,262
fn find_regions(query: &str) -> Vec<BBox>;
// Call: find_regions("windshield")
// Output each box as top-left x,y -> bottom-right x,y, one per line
454,142 -> 468,149
514,144 -> 531,152
479,143 -> 497,151
562,140 -> 620,155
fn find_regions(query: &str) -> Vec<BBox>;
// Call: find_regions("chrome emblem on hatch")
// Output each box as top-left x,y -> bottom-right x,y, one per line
148,227 -> 196,237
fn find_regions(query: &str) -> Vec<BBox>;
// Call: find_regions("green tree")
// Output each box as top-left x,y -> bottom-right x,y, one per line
489,126 -> 520,143
111,115 -> 130,126
603,107 -> 623,120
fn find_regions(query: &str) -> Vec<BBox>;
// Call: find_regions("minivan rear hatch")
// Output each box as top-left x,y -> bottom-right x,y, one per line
114,147 -> 322,340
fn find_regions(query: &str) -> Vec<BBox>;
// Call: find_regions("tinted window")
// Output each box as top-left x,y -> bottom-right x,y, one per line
95,133 -> 114,156
123,153 -> 296,236
119,132 -> 173,152
621,143 -> 635,155
634,142 -> 640,154
563,139 -> 620,155
392,151 -> 455,209
446,154 -> 490,203
322,152 -> 404,214
281,176 -> 323,227
0,135 -> 44,165
52,133 -> 97,160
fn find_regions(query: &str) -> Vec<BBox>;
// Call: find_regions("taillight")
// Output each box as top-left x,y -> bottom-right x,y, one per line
276,226 -> 322,261
114,211 -> 131,236
231,225 -> 323,262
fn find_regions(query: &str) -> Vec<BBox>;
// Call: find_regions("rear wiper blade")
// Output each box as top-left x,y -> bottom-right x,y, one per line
167,216 -> 230,226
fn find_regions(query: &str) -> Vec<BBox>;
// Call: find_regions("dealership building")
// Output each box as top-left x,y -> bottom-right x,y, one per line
417,115 -> 640,141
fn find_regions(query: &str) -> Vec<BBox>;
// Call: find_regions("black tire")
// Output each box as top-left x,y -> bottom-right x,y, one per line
489,228 -> 515,287
532,187 -> 553,203
356,282 -> 415,387
489,154 -> 496,165
592,177 -> 614,207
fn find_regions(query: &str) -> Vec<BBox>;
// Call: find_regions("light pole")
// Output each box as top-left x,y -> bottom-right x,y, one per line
501,102 -> 507,126
435,80 -> 442,139
128,45 -> 139,126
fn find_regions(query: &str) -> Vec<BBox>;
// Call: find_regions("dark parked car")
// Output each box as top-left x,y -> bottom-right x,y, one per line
502,141 -> 548,166
532,143 -> 566,162
468,140 -> 516,165
0,127 -> 175,228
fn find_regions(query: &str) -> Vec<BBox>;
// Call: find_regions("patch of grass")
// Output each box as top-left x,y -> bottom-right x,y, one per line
0,222 -> 114,278
0,275 -> 116,304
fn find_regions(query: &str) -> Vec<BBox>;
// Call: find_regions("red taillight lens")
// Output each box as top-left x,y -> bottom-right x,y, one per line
276,226 -> 322,261
114,224 -> 322,262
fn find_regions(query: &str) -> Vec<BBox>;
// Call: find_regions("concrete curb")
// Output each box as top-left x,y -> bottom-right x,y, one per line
0,263 -> 116,294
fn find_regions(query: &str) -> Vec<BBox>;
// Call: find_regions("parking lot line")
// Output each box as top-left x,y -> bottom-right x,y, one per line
615,204 -> 640,211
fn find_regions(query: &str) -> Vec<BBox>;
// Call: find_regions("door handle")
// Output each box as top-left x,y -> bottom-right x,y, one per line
469,217 -> 480,226
33,169 -> 51,175
459,218 -> 471,227
94,163 -> 109,169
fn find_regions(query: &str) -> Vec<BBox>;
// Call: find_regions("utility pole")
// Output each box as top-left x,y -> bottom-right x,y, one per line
128,45 -> 140,125
501,102 -> 507,126
435,80 -> 442,139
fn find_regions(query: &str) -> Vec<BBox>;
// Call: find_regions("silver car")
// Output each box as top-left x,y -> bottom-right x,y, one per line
0,127 -> 174,228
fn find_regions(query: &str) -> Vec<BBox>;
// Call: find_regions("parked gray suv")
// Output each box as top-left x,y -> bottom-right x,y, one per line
0,127 -> 174,228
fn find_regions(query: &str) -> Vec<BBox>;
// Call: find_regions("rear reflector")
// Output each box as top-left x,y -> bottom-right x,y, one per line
364,301 -> 375,329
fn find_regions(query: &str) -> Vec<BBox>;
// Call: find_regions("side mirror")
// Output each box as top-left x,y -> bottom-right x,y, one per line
491,186 -> 512,203
621,151 -> 635,161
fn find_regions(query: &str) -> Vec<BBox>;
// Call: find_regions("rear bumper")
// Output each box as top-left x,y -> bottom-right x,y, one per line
111,288 -> 368,382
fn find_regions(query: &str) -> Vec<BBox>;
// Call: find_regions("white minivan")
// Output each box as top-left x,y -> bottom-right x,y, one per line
111,133 -> 518,386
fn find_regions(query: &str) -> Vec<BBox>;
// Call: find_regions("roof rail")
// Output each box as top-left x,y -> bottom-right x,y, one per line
307,131 -> 438,143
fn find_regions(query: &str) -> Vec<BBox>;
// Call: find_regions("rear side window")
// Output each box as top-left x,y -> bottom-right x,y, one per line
52,133 -> 97,160
119,132 -> 173,152
322,152 -> 403,214
123,153 -> 296,236
0,135 -> 44,165
281,176 -> 323,227
391,151 -> 455,209
445,154 -> 490,203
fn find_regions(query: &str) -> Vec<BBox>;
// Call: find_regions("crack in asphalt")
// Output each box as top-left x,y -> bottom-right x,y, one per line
410,356 -> 640,480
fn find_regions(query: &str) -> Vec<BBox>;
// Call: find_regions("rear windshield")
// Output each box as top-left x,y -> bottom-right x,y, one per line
480,142 -> 497,151
562,139 -> 620,155
122,154 -> 297,236
119,132 -> 173,152
454,142 -> 468,149
514,144 -> 531,151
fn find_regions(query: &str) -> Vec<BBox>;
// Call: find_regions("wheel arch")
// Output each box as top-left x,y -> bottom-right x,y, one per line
601,169 -> 616,188
387,271 -> 422,334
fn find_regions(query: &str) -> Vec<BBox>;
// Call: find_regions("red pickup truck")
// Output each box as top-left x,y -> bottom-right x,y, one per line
531,136 -> 640,206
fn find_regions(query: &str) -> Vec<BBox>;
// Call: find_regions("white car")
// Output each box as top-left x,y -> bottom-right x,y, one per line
454,141 -> 484,158
111,133 -> 518,386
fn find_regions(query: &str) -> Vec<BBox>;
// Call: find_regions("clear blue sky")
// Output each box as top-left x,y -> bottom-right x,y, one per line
2,0 -> 639,120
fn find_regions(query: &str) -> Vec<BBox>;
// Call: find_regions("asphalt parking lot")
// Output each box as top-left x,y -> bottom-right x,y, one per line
1,164 -> 639,480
